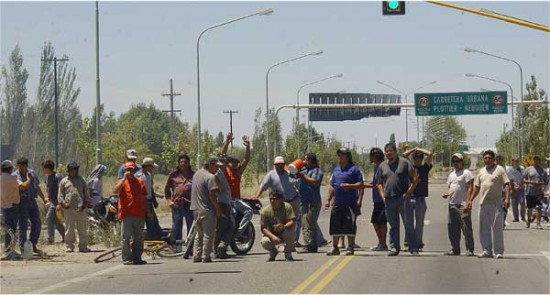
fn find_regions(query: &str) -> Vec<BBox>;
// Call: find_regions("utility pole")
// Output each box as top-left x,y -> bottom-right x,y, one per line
95,0 -> 102,165
161,78 -> 182,143
41,56 -> 68,169
223,110 -> 239,150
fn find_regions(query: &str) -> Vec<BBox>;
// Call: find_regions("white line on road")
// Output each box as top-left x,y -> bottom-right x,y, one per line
540,251 -> 550,262
27,264 -> 124,294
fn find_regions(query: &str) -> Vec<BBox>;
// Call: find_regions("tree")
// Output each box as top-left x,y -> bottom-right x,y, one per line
389,133 -> 396,144
426,116 -> 467,167
498,75 -> 549,160
1,45 -> 29,160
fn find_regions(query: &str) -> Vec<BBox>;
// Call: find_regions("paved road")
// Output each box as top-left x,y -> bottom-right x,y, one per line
1,182 -> 549,294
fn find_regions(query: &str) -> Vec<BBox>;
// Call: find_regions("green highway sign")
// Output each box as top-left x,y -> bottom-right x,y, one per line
414,91 -> 507,116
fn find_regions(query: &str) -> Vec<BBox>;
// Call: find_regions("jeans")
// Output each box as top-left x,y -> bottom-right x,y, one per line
121,217 -> 145,262
285,198 -> 301,241
447,204 -> 474,253
511,189 -> 525,221
17,199 -> 41,247
479,203 -> 505,255
215,202 -> 233,251
301,199 -> 322,248
385,196 -> 418,252
404,196 -> 427,248
231,199 -> 253,232
46,205 -> 65,242
145,202 -> 164,240
170,206 -> 193,242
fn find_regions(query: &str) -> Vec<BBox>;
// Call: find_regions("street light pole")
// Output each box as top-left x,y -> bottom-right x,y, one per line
265,50 -> 323,170
296,73 -> 343,156
467,74 -> 516,157
196,8 -> 273,170
376,80 -> 437,145
95,0 -> 102,165
464,47 -> 524,158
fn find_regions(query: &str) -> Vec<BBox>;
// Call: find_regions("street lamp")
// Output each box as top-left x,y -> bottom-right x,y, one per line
295,73 -> 343,156
376,80 -> 437,144
465,73 -> 516,157
464,47 -> 524,158
196,8 -> 273,169
265,50 -> 323,170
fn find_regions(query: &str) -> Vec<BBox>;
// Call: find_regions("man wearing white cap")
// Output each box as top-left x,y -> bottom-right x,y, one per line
442,153 -> 475,256
117,149 -> 142,179
135,157 -> 164,240
255,156 -> 300,221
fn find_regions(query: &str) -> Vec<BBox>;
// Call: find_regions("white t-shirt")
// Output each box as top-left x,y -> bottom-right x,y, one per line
447,169 -> 474,205
474,165 -> 510,205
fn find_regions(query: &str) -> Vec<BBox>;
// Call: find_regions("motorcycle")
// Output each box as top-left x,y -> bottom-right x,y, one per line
87,195 -> 121,245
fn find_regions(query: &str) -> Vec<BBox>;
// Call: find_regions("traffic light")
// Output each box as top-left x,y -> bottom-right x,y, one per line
383,1 -> 406,15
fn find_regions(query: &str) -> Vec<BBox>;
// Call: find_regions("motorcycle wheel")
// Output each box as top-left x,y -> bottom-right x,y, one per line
229,223 -> 255,255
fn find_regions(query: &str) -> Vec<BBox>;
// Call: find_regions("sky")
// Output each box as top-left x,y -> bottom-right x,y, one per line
1,0 -> 549,152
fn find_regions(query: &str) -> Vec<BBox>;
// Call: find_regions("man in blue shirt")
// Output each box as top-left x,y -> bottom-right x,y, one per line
42,160 -> 65,244
13,157 -> 47,254
377,143 -> 419,256
325,147 -> 364,256
298,153 -> 324,253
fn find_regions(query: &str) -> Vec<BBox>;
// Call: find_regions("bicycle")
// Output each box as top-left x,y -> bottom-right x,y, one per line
0,213 -> 17,260
94,227 -> 194,263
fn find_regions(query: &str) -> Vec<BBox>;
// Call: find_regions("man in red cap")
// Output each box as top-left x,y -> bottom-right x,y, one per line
113,162 -> 148,265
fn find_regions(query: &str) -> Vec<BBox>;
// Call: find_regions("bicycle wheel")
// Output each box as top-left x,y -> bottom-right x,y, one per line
94,247 -> 122,263
0,223 -> 16,258
156,242 -> 185,258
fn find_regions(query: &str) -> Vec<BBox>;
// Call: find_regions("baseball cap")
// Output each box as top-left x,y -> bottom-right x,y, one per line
142,157 -> 158,167
207,156 -> 223,166
337,147 -> 351,156
451,153 -> 463,160
269,191 -> 284,199
67,161 -> 80,170
124,161 -> 137,170
126,149 -> 138,160
1,160 -> 14,169
273,156 -> 285,165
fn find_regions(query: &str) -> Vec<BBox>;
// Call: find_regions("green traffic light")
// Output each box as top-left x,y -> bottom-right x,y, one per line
388,1 -> 399,10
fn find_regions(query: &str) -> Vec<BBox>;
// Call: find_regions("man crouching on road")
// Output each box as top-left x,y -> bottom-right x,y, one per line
260,191 -> 296,262
113,162 -> 148,265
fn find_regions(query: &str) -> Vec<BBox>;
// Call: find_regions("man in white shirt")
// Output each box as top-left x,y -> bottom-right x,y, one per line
442,153 -> 474,256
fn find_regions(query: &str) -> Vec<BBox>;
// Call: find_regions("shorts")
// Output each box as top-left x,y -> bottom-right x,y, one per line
371,203 -> 387,225
329,205 -> 357,237
526,194 -> 544,209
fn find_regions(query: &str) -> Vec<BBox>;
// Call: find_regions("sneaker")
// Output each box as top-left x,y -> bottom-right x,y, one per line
65,248 -> 74,253
79,248 -> 91,253
345,247 -> 354,256
294,241 -> 304,248
352,243 -> 360,249
268,251 -> 278,262
495,254 -> 504,259
319,240 -> 331,247
32,246 -> 42,254
122,260 -> 134,265
478,251 -> 493,258
47,239 -> 55,245
326,247 -> 340,256
526,220 -> 531,228
512,219 -> 519,222
466,250 -> 475,256
444,250 -> 460,256
305,245 -> 318,253
410,250 -> 419,256
370,244 -> 388,251
536,224 -> 543,230
202,257 -> 212,263
388,250 -> 400,256
192,257 -> 202,263
134,259 -> 147,265
284,253 -> 294,262
216,247 -> 229,259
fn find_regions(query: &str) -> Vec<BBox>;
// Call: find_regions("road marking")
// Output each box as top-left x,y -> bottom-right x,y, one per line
290,256 -> 340,294
27,264 -> 124,294
308,256 -> 354,294
541,251 -> 550,262
505,221 -> 510,226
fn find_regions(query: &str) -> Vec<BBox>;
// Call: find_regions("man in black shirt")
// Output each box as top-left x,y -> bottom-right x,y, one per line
402,147 -> 433,251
